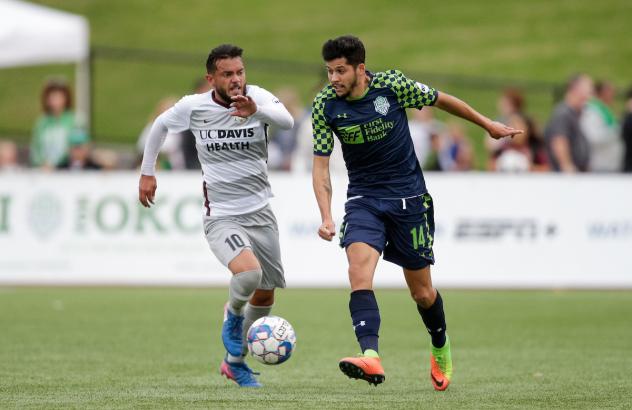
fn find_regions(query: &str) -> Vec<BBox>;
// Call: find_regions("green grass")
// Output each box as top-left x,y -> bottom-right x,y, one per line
1,288 -> 631,409
1,0 -> 631,167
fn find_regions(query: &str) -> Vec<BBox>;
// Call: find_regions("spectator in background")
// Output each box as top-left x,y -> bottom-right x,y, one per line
485,88 -> 549,171
485,88 -> 524,157
408,107 -> 445,168
491,114 -> 532,172
268,87 -> 305,171
489,120 -> 548,173
437,122 -> 474,171
30,79 -> 85,170
179,78 -> 211,170
57,131 -> 101,170
0,140 -> 22,171
525,117 -> 549,172
544,74 -> 593,173
137,97 -> 182,170
622,87 -> 632,172
91,148 -> 119,170
580,81 -> 623,172
421,132 -> 444,171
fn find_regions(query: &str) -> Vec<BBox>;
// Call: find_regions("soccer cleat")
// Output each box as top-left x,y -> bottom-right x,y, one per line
220,358 -> 262,387
222,303 -> 244,356
429,335 -> 453,391
339,352 -> 385,386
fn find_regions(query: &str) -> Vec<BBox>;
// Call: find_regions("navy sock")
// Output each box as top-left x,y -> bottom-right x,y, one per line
417,290 -> 447,348
349,289 -> 381,353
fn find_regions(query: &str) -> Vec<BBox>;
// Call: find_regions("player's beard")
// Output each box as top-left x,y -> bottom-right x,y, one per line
337,74 -> 358,99
216,82 -> 247,105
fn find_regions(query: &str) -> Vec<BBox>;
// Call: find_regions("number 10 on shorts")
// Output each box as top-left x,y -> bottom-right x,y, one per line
225,234 -> 245,251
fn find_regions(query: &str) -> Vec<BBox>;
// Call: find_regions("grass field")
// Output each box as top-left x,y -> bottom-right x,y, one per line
1,0 -> 631,166
1,288 -> 631,409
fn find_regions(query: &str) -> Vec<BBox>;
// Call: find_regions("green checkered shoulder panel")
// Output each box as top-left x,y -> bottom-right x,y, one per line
311,85 -> 337,156
372,69 -> 438,109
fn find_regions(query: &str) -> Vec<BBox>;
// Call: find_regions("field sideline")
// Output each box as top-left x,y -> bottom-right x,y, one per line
1,288 -> 631,409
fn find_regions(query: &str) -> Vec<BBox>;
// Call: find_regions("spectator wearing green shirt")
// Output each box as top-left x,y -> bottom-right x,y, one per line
30,80 -> 85,169
580,81 -> 623,172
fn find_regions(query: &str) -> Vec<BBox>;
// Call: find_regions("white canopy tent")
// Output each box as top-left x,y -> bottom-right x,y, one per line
0,0 -> 90,126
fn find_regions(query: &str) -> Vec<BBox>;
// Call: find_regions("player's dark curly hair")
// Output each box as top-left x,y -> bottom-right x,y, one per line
206,44 -> 243,73
321,35 -> 365,67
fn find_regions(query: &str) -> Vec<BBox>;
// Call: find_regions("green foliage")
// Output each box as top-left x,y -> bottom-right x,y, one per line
1,288 -> 631,408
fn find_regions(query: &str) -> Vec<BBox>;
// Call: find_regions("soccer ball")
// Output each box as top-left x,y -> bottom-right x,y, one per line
247,316 -> 296,365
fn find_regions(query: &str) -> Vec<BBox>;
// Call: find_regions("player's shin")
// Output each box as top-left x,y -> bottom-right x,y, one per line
224,269 -> 262,362
416,290 -> 447,348
241,303 -> 273,356
349,290 -> 381,355
228,269 -> 262,315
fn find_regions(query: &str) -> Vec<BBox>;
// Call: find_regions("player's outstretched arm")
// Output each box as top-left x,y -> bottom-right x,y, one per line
312,155 -> 336,241
434,92 -> 523,139
138,115 -> 169,208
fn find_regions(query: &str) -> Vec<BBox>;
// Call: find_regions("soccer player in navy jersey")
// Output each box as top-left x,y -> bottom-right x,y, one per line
311,35 -> 521,390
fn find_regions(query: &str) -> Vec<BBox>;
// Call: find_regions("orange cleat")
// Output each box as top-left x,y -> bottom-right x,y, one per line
339,355 -> 385,386
430,355 -> 450,391
429,336 -> 452,391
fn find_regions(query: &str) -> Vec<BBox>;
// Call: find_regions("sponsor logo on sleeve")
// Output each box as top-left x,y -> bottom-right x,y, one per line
416,82 -> 430,93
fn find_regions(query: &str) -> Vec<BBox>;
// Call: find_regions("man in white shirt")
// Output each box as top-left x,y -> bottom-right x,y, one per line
138,44 -> 294,387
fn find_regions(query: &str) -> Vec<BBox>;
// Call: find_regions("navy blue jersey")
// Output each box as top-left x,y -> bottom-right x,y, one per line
312,70 -> 438,198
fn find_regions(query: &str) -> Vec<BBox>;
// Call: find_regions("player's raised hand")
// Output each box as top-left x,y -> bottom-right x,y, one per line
139,174 -> 157,208
318,219 -> 336,241
230,95 -> 257,118
486,120 -> 523,140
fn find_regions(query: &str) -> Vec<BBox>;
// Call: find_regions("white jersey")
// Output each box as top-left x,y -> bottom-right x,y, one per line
141,85 -> 294,217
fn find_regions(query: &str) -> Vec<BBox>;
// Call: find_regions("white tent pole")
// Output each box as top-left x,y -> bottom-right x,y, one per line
75,54 -> 90,130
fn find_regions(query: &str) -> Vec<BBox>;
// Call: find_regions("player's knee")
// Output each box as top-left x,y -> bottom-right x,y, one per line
232,268 -> 263,297
410,286 -> 436,308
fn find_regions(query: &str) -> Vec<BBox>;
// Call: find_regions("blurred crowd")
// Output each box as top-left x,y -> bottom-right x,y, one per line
2,74 -> 632,174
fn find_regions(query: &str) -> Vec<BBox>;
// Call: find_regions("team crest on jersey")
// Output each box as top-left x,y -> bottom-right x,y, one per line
233,116 -> 247,124
374,96 -> 390,115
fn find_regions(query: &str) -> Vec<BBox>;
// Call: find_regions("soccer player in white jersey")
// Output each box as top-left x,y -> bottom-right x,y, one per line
138,44 -> 294,387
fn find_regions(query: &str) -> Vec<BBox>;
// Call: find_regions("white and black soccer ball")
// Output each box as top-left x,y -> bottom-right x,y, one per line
247,316 -> 296,365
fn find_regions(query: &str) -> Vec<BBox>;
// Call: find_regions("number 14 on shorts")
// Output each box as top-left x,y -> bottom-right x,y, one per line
410,224 -> 432,251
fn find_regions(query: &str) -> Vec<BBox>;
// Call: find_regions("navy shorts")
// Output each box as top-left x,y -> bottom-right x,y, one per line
339,193 -> 435,270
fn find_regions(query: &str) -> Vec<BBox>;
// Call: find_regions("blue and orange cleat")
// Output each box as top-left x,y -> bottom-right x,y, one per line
222,303 -> 244,357
429,335 -> 453,391
339,350 -> 385,386
220,358 -> 261,387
